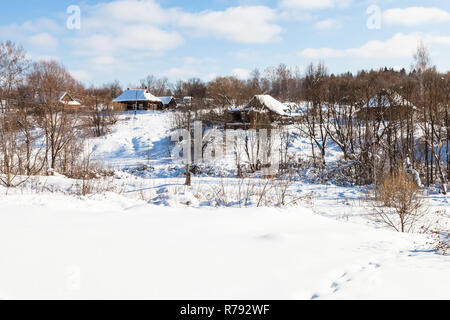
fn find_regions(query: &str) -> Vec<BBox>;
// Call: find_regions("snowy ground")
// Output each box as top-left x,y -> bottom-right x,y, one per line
0,111 -> 449,300
0,191 -> 449,300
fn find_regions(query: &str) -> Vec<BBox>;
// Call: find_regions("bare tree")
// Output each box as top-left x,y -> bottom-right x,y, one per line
298,63 -> 329,169
28,60 -> 81,172
0,41 -> 29,113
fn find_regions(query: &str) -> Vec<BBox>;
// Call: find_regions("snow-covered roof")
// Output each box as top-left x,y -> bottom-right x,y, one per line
248,95 -> 288,116
363,91 -> 416,110
58,92 -> 81,106
114,89 -> 162,103
158,96 -> 175,105
67,101 -> 81,106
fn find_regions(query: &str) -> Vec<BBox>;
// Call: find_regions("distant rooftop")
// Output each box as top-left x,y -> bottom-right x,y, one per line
114,89 -> 162,103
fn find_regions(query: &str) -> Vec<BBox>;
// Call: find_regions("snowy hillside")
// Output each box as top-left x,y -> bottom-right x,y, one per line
88,111 -> 173,169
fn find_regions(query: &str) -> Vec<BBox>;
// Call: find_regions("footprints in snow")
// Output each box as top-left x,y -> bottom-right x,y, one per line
311,262 -> 381,300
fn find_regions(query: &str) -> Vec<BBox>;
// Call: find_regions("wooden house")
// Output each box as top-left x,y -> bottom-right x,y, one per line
113,88 -> 163,111
158,96 -> 177,109
58,92 -> 82,110
225,95 -> 290,130
355,90 -> 416,121
245,95 -> 290,128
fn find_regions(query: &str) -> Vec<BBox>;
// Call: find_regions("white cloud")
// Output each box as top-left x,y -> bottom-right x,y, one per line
0,18 -> 63,53
71,69 -> 92,82
161,67 -> 216,82
160,58 -> 219,81
73,26 -> 184,56
204,73 -> 218,82
89,56 -> 117,65
31,55 -> 60,62
82,1 -> 281,46
383,7 -> 450,26
0,0 -> 283,84
27,33 -> 59,50
314,18 -> 342,30
298,33 -> 450,59
232,68 -> 251,79
85,0 -> 174,26
0,18 -> 62,37
178,6 -> 282,44
279,0 -> 351,10
300,47 -> 345,59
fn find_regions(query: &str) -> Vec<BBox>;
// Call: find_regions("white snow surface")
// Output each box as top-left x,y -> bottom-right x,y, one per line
0,190 -> 449,300
88,111 -> 173,169
0,110 -> 449,300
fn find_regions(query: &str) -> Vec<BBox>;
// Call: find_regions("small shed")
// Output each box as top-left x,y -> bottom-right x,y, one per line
158,96 -> 177,109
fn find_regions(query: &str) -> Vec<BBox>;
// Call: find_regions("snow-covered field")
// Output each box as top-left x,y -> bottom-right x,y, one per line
0,111 -> 449,300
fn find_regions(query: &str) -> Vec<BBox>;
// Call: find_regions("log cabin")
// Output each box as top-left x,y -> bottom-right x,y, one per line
113,88 -> 163,111
355,90 -> 417,121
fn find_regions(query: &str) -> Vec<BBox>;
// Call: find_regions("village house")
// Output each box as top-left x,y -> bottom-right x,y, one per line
356,90 -> 417,121
29,91 -> 82,111
113,88 -> 163,111
58,91 -> 82,109
226,94 -> 289,130
158,96 -> 177,109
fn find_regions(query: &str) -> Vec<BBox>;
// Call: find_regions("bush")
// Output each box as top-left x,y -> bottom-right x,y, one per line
373,170 -> 427,233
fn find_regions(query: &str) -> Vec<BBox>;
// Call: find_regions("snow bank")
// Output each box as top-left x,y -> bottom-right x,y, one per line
0,192 -> 449,300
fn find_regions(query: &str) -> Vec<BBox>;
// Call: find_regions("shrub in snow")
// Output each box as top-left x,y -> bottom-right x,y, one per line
373,170 -> 428,233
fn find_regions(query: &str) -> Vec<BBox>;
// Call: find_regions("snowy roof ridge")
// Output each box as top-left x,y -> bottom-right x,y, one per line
114,89 -> 162,103
58,91 -> 81,106
363,90 -> 416,109
249,95 -> 287,116
158,96 -> 175,105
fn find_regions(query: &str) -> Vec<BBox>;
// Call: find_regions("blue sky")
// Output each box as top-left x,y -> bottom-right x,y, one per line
1,0 -> 450,87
